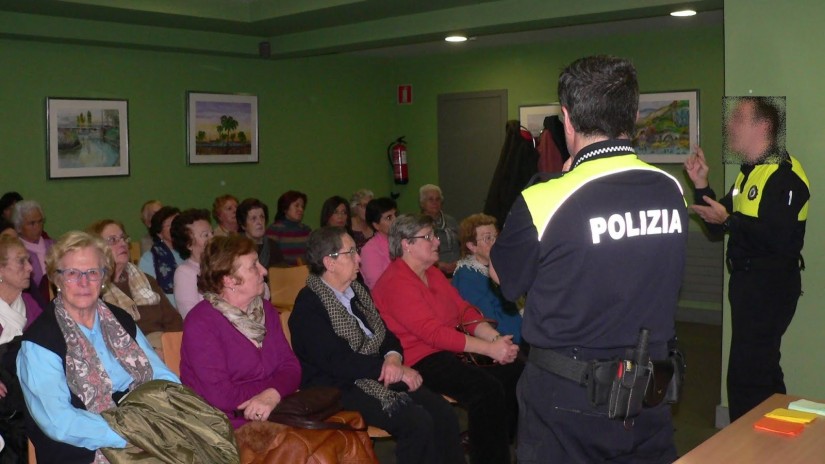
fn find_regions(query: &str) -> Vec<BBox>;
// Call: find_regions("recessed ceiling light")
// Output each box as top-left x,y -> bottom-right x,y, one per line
445,35 -> 468,43
670,9 -> 697,17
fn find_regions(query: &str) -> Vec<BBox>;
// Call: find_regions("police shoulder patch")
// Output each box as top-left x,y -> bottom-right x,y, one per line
747,185 -> 758,200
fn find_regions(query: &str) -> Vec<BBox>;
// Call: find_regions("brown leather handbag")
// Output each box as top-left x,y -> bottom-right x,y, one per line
236,386 -> 364,431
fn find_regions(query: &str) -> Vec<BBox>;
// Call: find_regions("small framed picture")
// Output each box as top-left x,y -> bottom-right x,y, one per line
46,98 -> 129,179
633,90 -> 699,163
519,104 -> 562,138
187,92 -> 259,164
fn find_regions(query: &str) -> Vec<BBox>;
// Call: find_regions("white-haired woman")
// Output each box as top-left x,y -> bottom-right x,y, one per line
349,189 -> 374,249
418,185 -> 460,275
12,200 -> 52,307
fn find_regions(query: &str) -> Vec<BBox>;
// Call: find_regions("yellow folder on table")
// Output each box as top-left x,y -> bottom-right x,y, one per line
764,408 -> 818,424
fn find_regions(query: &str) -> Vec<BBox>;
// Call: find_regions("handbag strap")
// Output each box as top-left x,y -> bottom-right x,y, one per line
456,305 -> 498,335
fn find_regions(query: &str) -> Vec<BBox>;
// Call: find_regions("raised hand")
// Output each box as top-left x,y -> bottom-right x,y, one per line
684,146 -> 710,189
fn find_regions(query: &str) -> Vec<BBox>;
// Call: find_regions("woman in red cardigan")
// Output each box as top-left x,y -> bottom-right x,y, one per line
372,214 -> 523,464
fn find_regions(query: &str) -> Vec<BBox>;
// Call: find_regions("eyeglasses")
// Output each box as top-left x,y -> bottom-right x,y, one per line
104,234 -> 131,245
477,234 -> 498,245
407,233 -> 438,242
328,247 -> 358,259
57,268 -> 106,283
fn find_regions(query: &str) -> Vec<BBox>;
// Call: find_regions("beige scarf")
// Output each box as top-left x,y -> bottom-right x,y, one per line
203,293 -> 266,347
102,263 -> 161,321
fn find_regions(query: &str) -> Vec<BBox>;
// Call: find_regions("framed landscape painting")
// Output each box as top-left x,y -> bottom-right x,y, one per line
633,90 -> 699,163
46,98 -> 129,179
187,92 -> 258,164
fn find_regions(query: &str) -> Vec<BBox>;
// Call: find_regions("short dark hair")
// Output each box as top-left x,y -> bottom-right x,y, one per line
171,209 -> 211,259
365,197 -> 398,230
198,235 -> 257,294
275,190 -> 308,221
0,192 -> 22,214
236,198 -> 269,233
149,206 -> 180,238
741,96 -> 781,145
305,227 -> 346,276
558,55 -> 639,139
319,196 -> 351,228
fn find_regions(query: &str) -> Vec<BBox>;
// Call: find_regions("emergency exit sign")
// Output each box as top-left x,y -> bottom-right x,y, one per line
398,85 -> 413,104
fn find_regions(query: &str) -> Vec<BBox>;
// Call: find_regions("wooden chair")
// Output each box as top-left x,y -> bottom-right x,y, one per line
129,241 -> 141,264
28,439 -> 36,464
267,265 -> 309,311
278,309 -> 392,440
160,331 -> 183,377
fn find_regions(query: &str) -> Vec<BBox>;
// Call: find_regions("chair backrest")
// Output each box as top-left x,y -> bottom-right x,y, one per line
129,241 -> 142,264
160,331 -> 183,377
279,310 -> 292,348
268,265 -> 309,311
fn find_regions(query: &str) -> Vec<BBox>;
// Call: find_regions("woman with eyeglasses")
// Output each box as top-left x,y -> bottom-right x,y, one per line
372,214 -> 523,464
17,231 -> 181,463
452,213 -> 523,345
88,220 -> 182,357
171,209 -> 214,319
290,227 -> 464,464
12,200 -> 52,309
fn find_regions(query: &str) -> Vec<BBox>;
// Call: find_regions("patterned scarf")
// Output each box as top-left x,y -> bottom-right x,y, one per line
53,295 -> 154,464
102,263 -> 161,321
203,293 -> 266,347
150,238 -> 177,294
306,274 -> 410,415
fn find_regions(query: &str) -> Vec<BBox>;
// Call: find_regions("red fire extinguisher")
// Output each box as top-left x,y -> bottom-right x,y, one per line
387,136 -> 409,185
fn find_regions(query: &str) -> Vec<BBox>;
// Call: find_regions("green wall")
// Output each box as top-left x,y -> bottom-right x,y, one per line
0,38 -> 396,237
722,0 -> 825,404
387,21 -> 726,216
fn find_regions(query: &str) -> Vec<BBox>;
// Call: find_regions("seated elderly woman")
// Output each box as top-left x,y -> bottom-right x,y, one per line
12,200 -> 52,308
180,235 -> 301,427
139,206 -> 183,306
452,214 -> 523,345
212,194 -> 239,237
138,200 -> 162,254
237,198 -> 286,269
418,185 -> 460,275
88,220 -> 182,355
171,209 -> 214,319
373,214 -> 524,464
349,189 -> 374,249
16,231 -> 184,463
359,197 -> 397,289
0,235 -> 43,462
266,190 -> 311,265
291,227 -> 464,464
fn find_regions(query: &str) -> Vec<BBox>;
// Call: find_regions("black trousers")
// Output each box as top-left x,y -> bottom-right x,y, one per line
341,385 -> 464,464
727,267 -> 801,421
516,362 -> 677,464
414,351 -> 523,464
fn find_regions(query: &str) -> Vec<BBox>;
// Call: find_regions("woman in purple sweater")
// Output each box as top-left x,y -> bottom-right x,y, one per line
180,235 -> 301,428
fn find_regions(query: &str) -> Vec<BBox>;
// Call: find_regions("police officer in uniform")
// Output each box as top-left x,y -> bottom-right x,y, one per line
490,55 -> 687,462
685,97 -> 809,422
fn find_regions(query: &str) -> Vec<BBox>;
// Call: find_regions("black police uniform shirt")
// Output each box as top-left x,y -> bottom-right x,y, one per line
490,140 -> 688,354
695,152 -> 809,261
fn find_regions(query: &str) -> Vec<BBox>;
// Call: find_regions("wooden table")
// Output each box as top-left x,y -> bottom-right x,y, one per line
676,394 -> 825,463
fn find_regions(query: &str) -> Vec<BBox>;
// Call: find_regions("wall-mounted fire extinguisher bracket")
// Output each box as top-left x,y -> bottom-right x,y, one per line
387,136 -> 408,199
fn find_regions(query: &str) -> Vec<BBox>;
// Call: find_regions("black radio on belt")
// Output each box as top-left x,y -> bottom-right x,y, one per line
607,328 -> 651,421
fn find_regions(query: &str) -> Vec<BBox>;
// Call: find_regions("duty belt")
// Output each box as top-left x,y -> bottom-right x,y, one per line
726,255 -> 805,272
528,347 -> 613,386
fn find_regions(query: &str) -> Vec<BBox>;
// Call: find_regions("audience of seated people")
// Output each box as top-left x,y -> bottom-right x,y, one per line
349,189 -> 374,249
138,206 -> 182,306
3,186 -> 537,463
359,197 -> 397,289
291,227 -> 465,464
171,208 -> 214,319
212,194 -> 238,237
267,190 -> 311,265
453,213 -> 523,345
